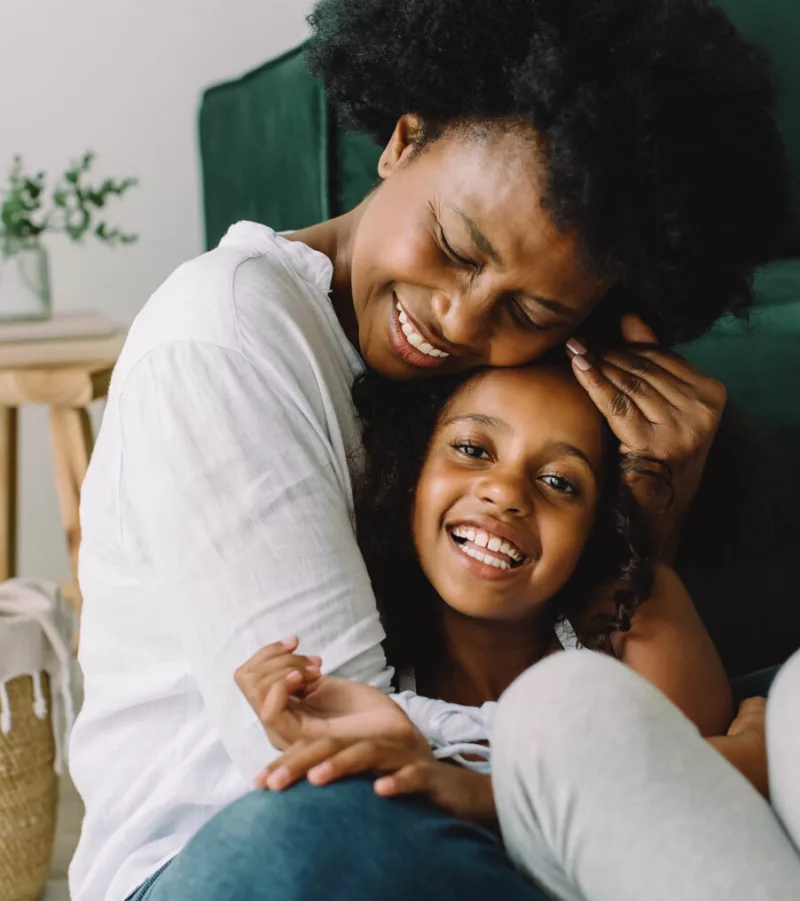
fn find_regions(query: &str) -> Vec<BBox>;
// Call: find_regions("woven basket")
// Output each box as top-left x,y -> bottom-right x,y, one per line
0,674 -> 57,901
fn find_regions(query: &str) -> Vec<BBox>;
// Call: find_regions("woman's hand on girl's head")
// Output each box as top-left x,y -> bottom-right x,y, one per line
235,637 -> 420,751
567,313 -> 726,559
256,736 -> 496,826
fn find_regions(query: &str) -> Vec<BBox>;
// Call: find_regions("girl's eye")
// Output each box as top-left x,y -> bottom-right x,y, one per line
454,441 -> 490,461
510,295 -> 548,332
540,474 -> 579,495
440,229 -> 478,269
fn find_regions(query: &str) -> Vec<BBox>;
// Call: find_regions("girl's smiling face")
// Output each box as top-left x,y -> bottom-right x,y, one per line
412,365 -> 607,623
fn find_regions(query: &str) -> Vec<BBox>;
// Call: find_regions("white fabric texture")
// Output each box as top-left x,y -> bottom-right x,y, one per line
0,578 -> 74,773
69,223 -> 396,901
768,648 -> 800,854
395,620 -> 580,774
492,651 -> 800,901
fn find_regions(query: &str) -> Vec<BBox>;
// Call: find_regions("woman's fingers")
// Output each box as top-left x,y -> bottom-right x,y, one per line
570,352 -> 652,438
600,351 -> 693,409
611,346 -> 726,402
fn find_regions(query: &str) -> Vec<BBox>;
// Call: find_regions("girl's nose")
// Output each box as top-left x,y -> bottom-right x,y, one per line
477,471 -> 531,517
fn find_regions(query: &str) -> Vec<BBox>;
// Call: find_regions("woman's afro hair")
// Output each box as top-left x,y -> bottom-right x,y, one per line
308,0 -> 790,345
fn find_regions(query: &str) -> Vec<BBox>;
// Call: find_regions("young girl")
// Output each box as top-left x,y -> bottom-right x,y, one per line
236,360 -> 733,803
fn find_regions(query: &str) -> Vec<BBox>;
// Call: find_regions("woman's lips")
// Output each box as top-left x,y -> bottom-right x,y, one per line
388,300 -> 451,370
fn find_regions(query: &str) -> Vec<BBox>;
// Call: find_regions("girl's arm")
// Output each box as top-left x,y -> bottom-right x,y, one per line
609,564 -> 734,736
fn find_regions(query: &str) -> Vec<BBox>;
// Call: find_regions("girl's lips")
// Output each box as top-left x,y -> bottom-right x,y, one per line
388,300 -> 451,370
447,528 -> 532,583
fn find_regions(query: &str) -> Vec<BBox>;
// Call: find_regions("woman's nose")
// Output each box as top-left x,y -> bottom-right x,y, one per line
431,288 -> 492,351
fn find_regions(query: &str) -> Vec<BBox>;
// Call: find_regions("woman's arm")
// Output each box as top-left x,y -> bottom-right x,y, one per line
611,564 -> 734,736
117,341 -> 392,781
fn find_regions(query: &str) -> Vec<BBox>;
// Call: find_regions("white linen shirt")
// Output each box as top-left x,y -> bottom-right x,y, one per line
69,223 -> 394,901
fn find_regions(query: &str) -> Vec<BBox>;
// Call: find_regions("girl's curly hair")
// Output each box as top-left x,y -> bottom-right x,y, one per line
352,366 -> 655,674
308,0 -> 789,347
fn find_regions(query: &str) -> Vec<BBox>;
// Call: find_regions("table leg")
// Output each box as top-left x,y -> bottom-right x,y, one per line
0,406 -> 18,581
49,405 -> 93,612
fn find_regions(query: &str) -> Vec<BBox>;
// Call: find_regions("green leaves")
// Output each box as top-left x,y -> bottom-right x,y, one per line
0,152 -> 138,248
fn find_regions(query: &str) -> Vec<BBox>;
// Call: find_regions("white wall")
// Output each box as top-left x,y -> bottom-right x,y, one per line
1,0 -> 313,579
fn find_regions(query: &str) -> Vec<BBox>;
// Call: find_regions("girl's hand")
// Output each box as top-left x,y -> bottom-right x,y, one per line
257,736 -> 497,825
234,637 -> 422,751
568,314 -> 726,559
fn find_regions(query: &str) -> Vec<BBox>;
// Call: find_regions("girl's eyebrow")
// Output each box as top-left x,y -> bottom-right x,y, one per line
548,441 -> 597,476
442,413 -> 510,431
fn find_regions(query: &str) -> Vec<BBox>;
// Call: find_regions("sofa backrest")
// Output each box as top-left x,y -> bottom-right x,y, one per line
717,0 -> 800,250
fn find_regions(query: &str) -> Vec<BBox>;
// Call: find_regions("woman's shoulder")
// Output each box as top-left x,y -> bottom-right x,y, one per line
116,222 -> 354,389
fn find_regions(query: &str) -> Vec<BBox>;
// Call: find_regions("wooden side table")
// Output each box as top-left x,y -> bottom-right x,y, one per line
0,334 -> 126,610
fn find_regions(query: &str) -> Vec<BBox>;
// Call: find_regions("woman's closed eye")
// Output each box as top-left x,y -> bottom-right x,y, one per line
439,228 -> 479,269
509,295 -> 549,332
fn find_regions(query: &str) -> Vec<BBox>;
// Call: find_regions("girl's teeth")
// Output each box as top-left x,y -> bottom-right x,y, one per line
451,525 -> 525,564
455,542 -> 510,570
399,310 -> 408,324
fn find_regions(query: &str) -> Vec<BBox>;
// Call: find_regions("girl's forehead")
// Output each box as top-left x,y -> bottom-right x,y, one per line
441,366 -> 605,456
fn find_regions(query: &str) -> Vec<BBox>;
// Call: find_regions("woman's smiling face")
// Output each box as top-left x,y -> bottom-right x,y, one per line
412,365 -> 607,622
350,119 -> 608,380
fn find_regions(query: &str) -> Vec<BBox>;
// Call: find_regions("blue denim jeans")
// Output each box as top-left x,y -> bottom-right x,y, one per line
126,776 -> 548,901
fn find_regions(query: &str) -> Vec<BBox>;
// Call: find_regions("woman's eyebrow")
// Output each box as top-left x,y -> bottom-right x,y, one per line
449,203 -> 577,321
450,204 -> 504,266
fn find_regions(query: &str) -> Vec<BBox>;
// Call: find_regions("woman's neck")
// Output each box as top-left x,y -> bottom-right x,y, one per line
422,605 -> 552,708
284,205 -> 365,348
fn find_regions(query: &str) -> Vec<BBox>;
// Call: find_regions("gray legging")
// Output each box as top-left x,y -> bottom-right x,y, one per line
128,652 -> 800,901
493,649 -> 800,901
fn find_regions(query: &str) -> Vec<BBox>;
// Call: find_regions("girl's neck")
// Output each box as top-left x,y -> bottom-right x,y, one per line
420,605 -> 552,708
284,205 -> 365,348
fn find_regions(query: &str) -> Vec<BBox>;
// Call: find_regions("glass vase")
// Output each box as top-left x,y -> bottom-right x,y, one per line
0,238 -> 51,322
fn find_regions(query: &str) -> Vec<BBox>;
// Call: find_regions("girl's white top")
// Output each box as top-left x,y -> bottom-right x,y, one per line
394,617 -> 583,774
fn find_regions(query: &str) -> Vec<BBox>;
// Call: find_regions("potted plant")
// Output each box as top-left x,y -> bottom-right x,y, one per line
0,152 -> 138,321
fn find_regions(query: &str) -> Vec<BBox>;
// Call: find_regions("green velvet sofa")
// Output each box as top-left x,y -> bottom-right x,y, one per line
198,2 -> 800,675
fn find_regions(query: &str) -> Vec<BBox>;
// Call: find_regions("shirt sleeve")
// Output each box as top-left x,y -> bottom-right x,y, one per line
117,340 -> 392,781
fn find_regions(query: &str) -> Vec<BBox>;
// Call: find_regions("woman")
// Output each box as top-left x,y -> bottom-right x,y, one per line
68,2 -> 788,900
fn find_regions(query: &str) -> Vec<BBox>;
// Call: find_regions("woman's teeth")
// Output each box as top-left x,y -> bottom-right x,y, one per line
450,525 -> 526,569
397,304 -> 450,358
